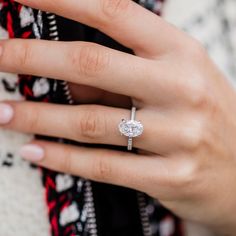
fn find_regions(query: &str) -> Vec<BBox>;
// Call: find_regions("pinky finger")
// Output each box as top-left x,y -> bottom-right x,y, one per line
19,140 -> 166,193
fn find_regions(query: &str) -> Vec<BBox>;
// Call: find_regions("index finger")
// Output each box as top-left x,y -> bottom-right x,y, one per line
15,0 -> 186,57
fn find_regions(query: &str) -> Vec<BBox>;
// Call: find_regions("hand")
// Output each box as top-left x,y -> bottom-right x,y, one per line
1,0 -> 236,234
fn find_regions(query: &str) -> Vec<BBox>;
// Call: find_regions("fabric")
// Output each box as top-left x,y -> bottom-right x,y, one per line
0,2 -> 51,236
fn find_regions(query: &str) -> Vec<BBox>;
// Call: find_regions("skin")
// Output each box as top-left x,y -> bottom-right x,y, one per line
0,0 -> 236,235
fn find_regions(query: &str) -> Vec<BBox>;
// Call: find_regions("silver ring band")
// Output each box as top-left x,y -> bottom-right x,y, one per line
128,107 -> 136,150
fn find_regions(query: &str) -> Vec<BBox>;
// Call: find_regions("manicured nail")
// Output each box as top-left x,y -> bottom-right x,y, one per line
19,144 -> 45,162
0,103 -> 14,124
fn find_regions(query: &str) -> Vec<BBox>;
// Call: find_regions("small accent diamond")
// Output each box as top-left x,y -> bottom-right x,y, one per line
119,120 -> 144,138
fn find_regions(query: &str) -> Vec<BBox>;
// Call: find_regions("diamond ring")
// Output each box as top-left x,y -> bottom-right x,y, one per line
118,107 -> 144,151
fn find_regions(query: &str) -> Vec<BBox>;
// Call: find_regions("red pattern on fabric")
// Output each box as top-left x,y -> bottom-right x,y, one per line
0,1 -> 66,234
6,12 -> 14,37
51,216 -> 60,236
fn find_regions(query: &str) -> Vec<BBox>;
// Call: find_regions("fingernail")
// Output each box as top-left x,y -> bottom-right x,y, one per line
0,103 -> 14,124
19,144 -> 45,162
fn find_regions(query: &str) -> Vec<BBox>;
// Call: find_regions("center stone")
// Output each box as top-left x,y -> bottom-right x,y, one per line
119,120 -> 144,137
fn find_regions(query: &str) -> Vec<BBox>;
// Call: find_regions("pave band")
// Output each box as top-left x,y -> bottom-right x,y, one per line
119,107 -> 144,151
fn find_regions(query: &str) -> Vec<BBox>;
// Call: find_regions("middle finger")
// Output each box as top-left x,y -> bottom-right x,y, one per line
0,39 -> 156,99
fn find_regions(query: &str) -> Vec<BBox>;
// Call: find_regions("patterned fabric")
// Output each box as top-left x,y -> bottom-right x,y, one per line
139,0 -> 165,15
0,2 -> 51,235
0,0 -> 183,235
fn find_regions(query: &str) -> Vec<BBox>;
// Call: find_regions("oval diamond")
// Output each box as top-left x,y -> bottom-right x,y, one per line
119,120 -> 144,137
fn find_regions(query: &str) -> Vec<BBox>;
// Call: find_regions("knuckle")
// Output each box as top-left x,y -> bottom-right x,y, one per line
91,152 -> 112,181
0,44 -> 5,64
170,161 -> 197,189
24,107 -> 40,132
13,42 -> 32,68
78,106 -> 107,140
185,77 -> 209,107
184,39 -> 207,60
100,0 -> 131,20
0,41 -> 32,70
61,148 -> 73,174
177,40 -> 210,107
73,43 -> 110,78
182,119 -> 207,151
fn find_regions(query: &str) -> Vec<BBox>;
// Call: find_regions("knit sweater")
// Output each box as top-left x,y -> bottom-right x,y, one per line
0,0 -> 235,235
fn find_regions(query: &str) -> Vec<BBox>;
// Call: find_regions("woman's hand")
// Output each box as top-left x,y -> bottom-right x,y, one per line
1,0 -> 236,234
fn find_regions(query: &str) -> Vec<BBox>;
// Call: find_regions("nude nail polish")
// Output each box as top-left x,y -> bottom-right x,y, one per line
19,144 -> 45,162
0,103 -> 14,124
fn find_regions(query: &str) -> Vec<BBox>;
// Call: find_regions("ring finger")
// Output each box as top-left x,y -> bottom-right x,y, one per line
0,101 -> 182,154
